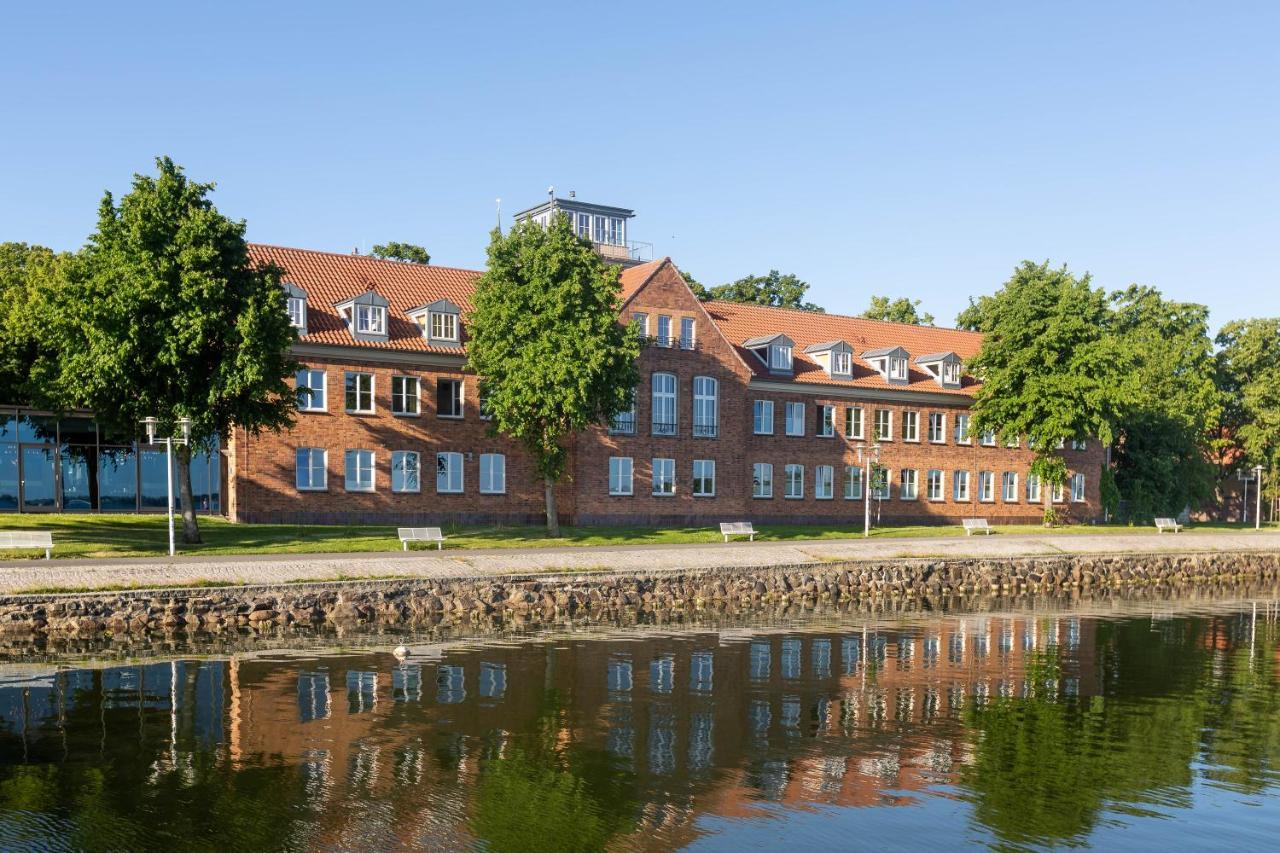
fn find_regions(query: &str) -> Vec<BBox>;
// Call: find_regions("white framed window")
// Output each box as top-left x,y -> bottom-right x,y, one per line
980,429 -> 997,447
609,401 -> 636,435
900,469 -> 918,500
652,458 -> 676,495
1052,481 -> 1065,503
437,379 -> 463,418
955,414 -> 972,444
692,459 -> 716,497
953,470 -> 970,501
943,362 -> 961,385
845,406 -> 864,440
1070,472 -> 1085,502
656,315 -> 673,347
391,376 -> 420,415
430,311 -> 459,341
693,376 -> 718,438
902,411 -> 919,442
815,465 -> 834,500
818,405 -> 835,437
296,369 -> 326,412
1026,474 -> 1041,503
1002,471 -> 1018,502
651,373 -> 677,436
784,464 -> 804,499
928,412 -> 945,443
1071,438 -> 1088,451
871,468 -> 891,500
785,402 -> 805,436
844,466 -> 863,500
927,469 -> 944,501
978,470 -> 995,502
287,295 -> 307,329
875,409 -> 893,441
480,453 -> 506,494
295,448 -> 327,491
752,462 -> 773,498
392,451 -> 421,493
832,351 -> 852,376
753,400 -> 774,435
356,304 -> 386,335
632,312 -> 649,337
576,212 -> 591,238
436,451 -> 463,493
609,457 -> 633,495
770,345 -> 793,371
344,449 -> 375,492
478,388 -> 492,421
888,357 -> 907,380
680,317 -> 696,350
345,372 -> 374,413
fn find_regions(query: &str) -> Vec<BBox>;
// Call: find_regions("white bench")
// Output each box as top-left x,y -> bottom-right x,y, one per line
720,522 -> 756,542
397,527 -> 446,550
0,531 -> 54,559
962,518 -> 992,536
1155,517 -> 1182,533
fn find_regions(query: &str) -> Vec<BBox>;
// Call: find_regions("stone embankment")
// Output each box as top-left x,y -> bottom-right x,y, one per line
1,551 -> 1277,640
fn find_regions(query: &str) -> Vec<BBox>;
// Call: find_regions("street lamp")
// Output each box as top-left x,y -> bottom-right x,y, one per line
141,416 -> 191,557
856,442 -> 881,539
1254,465 -> 1264,531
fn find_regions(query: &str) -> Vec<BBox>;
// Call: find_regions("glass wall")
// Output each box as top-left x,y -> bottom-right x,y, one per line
0,408 -> 221,514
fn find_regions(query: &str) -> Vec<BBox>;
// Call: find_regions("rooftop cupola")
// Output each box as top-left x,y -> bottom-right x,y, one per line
513,189 -> 652,267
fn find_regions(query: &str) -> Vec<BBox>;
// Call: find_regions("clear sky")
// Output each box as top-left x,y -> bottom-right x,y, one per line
3,1 -> 1277,329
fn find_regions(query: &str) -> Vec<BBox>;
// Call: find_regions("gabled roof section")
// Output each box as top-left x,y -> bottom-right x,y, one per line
704,301 -> 983,396
861,345 -> 908,360
915,351 -> 960,364
249,244 -> 479,354
803,340 -> 852,354
406,298 -> 461,317
617,257 -> 667,306
743,332 -> 792,349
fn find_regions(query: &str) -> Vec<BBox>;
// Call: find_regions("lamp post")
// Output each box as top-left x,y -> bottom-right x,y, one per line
856,442 -> 881,539
1254,465 -> 1264,531
141,416 -> 191,557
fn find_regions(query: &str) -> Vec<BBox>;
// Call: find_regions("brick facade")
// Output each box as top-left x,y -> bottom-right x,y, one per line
227,250 -> 1105,527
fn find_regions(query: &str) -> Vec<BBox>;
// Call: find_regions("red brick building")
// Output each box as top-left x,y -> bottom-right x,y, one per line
226,233 -> 1104,526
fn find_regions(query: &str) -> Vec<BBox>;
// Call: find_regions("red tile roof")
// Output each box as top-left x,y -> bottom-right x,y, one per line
618,257 -> 667,304
705,300 -> 983,396
249,243 -> 480,353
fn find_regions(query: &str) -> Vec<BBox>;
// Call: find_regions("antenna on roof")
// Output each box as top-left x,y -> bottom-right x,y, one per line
495,197 -> 502,233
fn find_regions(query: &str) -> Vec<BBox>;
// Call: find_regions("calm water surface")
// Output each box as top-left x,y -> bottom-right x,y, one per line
2,598 -> 1279,851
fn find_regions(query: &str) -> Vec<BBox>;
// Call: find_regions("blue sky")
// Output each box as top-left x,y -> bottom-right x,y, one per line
3,1 -> 1277,329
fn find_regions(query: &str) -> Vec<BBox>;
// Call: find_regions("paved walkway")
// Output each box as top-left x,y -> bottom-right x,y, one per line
1,530 -> 1278,595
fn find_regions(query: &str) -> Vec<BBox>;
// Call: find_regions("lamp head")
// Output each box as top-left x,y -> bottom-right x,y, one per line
140,416 -> 158,445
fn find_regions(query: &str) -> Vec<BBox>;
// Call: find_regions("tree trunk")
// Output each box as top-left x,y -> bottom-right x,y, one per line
543,475 -> 560,537
175,446 -> 202,544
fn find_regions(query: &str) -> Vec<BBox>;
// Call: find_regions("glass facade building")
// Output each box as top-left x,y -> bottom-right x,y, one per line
0,409 -> 221,513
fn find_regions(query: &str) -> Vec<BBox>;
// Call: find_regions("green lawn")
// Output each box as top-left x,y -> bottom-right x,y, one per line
0,513 -> 1274,561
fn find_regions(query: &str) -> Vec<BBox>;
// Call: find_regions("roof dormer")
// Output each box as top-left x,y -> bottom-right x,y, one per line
862,346 -> 910,384
743,333 -> 794,375
335,289 -> 390,342
803,340 -> 854,379
914,351 -> 963,388
407,298 -> 462,348
283,282 -> 307,336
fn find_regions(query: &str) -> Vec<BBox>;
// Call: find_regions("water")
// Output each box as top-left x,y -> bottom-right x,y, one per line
1,597 -> 1279,851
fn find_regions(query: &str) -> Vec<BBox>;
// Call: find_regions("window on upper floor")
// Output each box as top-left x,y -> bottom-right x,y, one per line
943,361 -> 961,385
875,409 -> 893,441
651,373 -> 677,435
437,379 -> 463,418
345,372 -> 374,413
692,376 -> 718,438
356,304 -> 386,335
575,213 -> 591,239
771,345 -> 793,371
818,405 -> 835,437
1072,438 -> 1088,451
680,317 -> 696,350
902,411 -> 919,442
430,311 -> 458,342
296,369 -> 326,412
785,402 -> 805,436
391,376 -> 420,416
888,357 -> 907,380
656,315 -> 672,347
928,412 -> 946,443
287,295 -> 306,330
609,398 -> 636,435
980,429 -> 997,447
832,351 -> 852,376
846,406 -> 864,440
632,312 -> 649,337
753,400 -> 774,435
955,414 -> 972,444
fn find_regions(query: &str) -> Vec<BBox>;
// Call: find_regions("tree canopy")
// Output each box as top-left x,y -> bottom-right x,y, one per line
467,214 -> 641,535
49,157 -> 298,541
0,242 -> 71,405
684,269 -> 824,312
370,241 -> 431,264
861,295 -> 934,325
1216,317 -> 1280,507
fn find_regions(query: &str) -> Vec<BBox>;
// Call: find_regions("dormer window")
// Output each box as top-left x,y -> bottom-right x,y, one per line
335,290 -> 391,342
744,334 -> 795,375
833,352 -> 851,375
771,345 -> 792,371
914,352 -> 964,389
943,361 -> 961,385
356,304 -> 385,335
407,299 -> 463,347
863,346 -> 911,384
283,282 -> 307,335
431,311 -> 458,341
888,357 -> 907,380
803,340 -> 854,379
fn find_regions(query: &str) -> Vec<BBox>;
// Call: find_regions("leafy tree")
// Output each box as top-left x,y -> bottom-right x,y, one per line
680,269 -> 709,300
370,241 -> 431,264
52,157 -> 298,543
0,243 -> 71,404
861,295 -> 934,325
1107,286 -> 1221,521
701,270 -> 824,312
1215,318 -> 1280,515
468,213 -> 641,535
964,261 -> 1132,522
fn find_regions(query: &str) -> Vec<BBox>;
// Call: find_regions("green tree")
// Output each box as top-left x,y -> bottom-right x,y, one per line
1107,286 -> 1221,521
54,157 -> 298,543
680,269 -> 710,300
468,214 -> 641,535
861,295 -> 934,325
964,261 -> 1132,521
702,270 -> 824,312
370,241 -> 431,264
1215,317 -> 1280,515
0,242 -> 71,404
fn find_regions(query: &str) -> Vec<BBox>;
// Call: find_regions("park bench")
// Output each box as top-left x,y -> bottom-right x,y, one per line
1154,517 -> 1182,533
962,518 -> 992,536
397,527 -> 447,551
720,522 -> 757,542
0,531 -> 55,559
